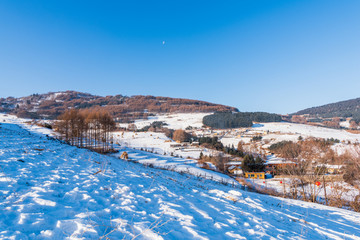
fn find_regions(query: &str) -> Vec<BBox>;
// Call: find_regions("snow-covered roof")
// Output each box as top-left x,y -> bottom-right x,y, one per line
226,161 -> 242,165
265,156 -> 295,165
265,160 -> 295,165
228,165 -> 241,170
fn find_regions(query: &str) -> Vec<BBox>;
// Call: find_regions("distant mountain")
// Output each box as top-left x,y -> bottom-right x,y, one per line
0,91 -> 238,121
293,97 -> 360,120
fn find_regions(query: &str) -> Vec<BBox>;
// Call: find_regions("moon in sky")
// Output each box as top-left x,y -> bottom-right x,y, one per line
162,41 -> 166,45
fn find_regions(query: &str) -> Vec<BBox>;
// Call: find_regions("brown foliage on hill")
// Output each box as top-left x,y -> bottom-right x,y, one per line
323,118 -> 341,129
172,129 -> 192,142
198,154 -> 230,173
0,91 -> 238,121
291,115 -> 307,124
269,138 -> 340,163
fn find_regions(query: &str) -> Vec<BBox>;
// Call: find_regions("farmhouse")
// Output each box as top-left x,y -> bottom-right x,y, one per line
316,164 -> 344,174
228,165 -> 243,175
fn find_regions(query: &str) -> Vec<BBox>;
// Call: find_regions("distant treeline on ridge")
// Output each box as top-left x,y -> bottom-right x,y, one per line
203,112 -> 282,129
293,97 -> 360,122
0,91 -> 238,122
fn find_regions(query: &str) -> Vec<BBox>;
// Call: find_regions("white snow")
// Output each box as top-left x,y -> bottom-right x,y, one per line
1,113 -> 360,239
119,113 -> 210,130
112,131 -> 215,159
111,147 -> 235,184
340,120 -> 351,128
332,143 -> 360,158
218,122 -> 360,148
254,122 -> 360,143
45,92 -> 65,101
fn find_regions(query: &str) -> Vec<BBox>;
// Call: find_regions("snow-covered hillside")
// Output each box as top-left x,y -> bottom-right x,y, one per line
119,113 -> 210,130
255,122 -> 360,143
219,122 -> 360,148
1,118 -> 360,239
112,131 -> 215,159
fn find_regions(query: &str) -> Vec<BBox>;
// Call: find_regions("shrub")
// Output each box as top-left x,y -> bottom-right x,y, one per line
173,129 -> 192,142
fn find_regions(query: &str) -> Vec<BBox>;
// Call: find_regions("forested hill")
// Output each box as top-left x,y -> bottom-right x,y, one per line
0,91 -> 238,121
203,112 -> 282,129
293,97 -> 360,119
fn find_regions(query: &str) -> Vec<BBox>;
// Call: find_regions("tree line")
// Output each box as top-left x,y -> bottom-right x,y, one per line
203,112 -> 282,129
2,91 -> 238,120
293,97 -> 360,118
55,108 -> 116,153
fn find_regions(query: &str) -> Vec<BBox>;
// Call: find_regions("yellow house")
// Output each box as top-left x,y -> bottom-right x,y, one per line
245,172 -> 265,179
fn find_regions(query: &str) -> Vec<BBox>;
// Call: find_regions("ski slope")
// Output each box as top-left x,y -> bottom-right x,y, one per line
1,119 -> 360,239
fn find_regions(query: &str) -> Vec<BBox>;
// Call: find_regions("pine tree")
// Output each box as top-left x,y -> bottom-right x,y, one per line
241,154 -> 255,172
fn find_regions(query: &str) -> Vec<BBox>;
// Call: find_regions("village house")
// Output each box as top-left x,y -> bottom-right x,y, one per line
316,164 -> 344,174
225,161 -> 243,176
228,165 -> 243,175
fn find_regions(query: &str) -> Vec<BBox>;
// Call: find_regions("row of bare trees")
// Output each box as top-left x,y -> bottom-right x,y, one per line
55,108 -> 116,153
279,161 -> 360,211
279,160 -> 327,202
267,138 -> 360,211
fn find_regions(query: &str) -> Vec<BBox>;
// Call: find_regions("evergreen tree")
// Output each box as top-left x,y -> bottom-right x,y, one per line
254,156 -> 266,172
241,154 -> 255,172
241,154 -> 265,172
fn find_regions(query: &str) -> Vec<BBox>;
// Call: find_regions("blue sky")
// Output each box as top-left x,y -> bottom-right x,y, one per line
1,0 -> 360,114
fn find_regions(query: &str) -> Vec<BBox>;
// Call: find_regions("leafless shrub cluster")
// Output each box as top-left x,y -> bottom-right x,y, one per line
198,153 -> 230,173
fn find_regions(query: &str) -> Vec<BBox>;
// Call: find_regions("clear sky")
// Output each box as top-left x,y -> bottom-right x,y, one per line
1,0 -> 360,114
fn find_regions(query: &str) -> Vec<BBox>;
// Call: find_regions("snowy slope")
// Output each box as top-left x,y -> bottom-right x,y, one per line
255,122 -> 360,143
1,121 -> 360,239
111,147 -> 234,184
119,113 -> 210,130
112,131 -> 215,159
219,122 -> 360,148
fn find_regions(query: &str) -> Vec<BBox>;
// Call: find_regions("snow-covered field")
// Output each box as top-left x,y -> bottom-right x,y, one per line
112,131 -> 214,159
255,122 -> 360,143
119,113 -> 210,130
111,147 -> 236,185
118,113 -> 360,151
219,122 -> 360,149
111,132 -> 233,182
1,116 -> 360,239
